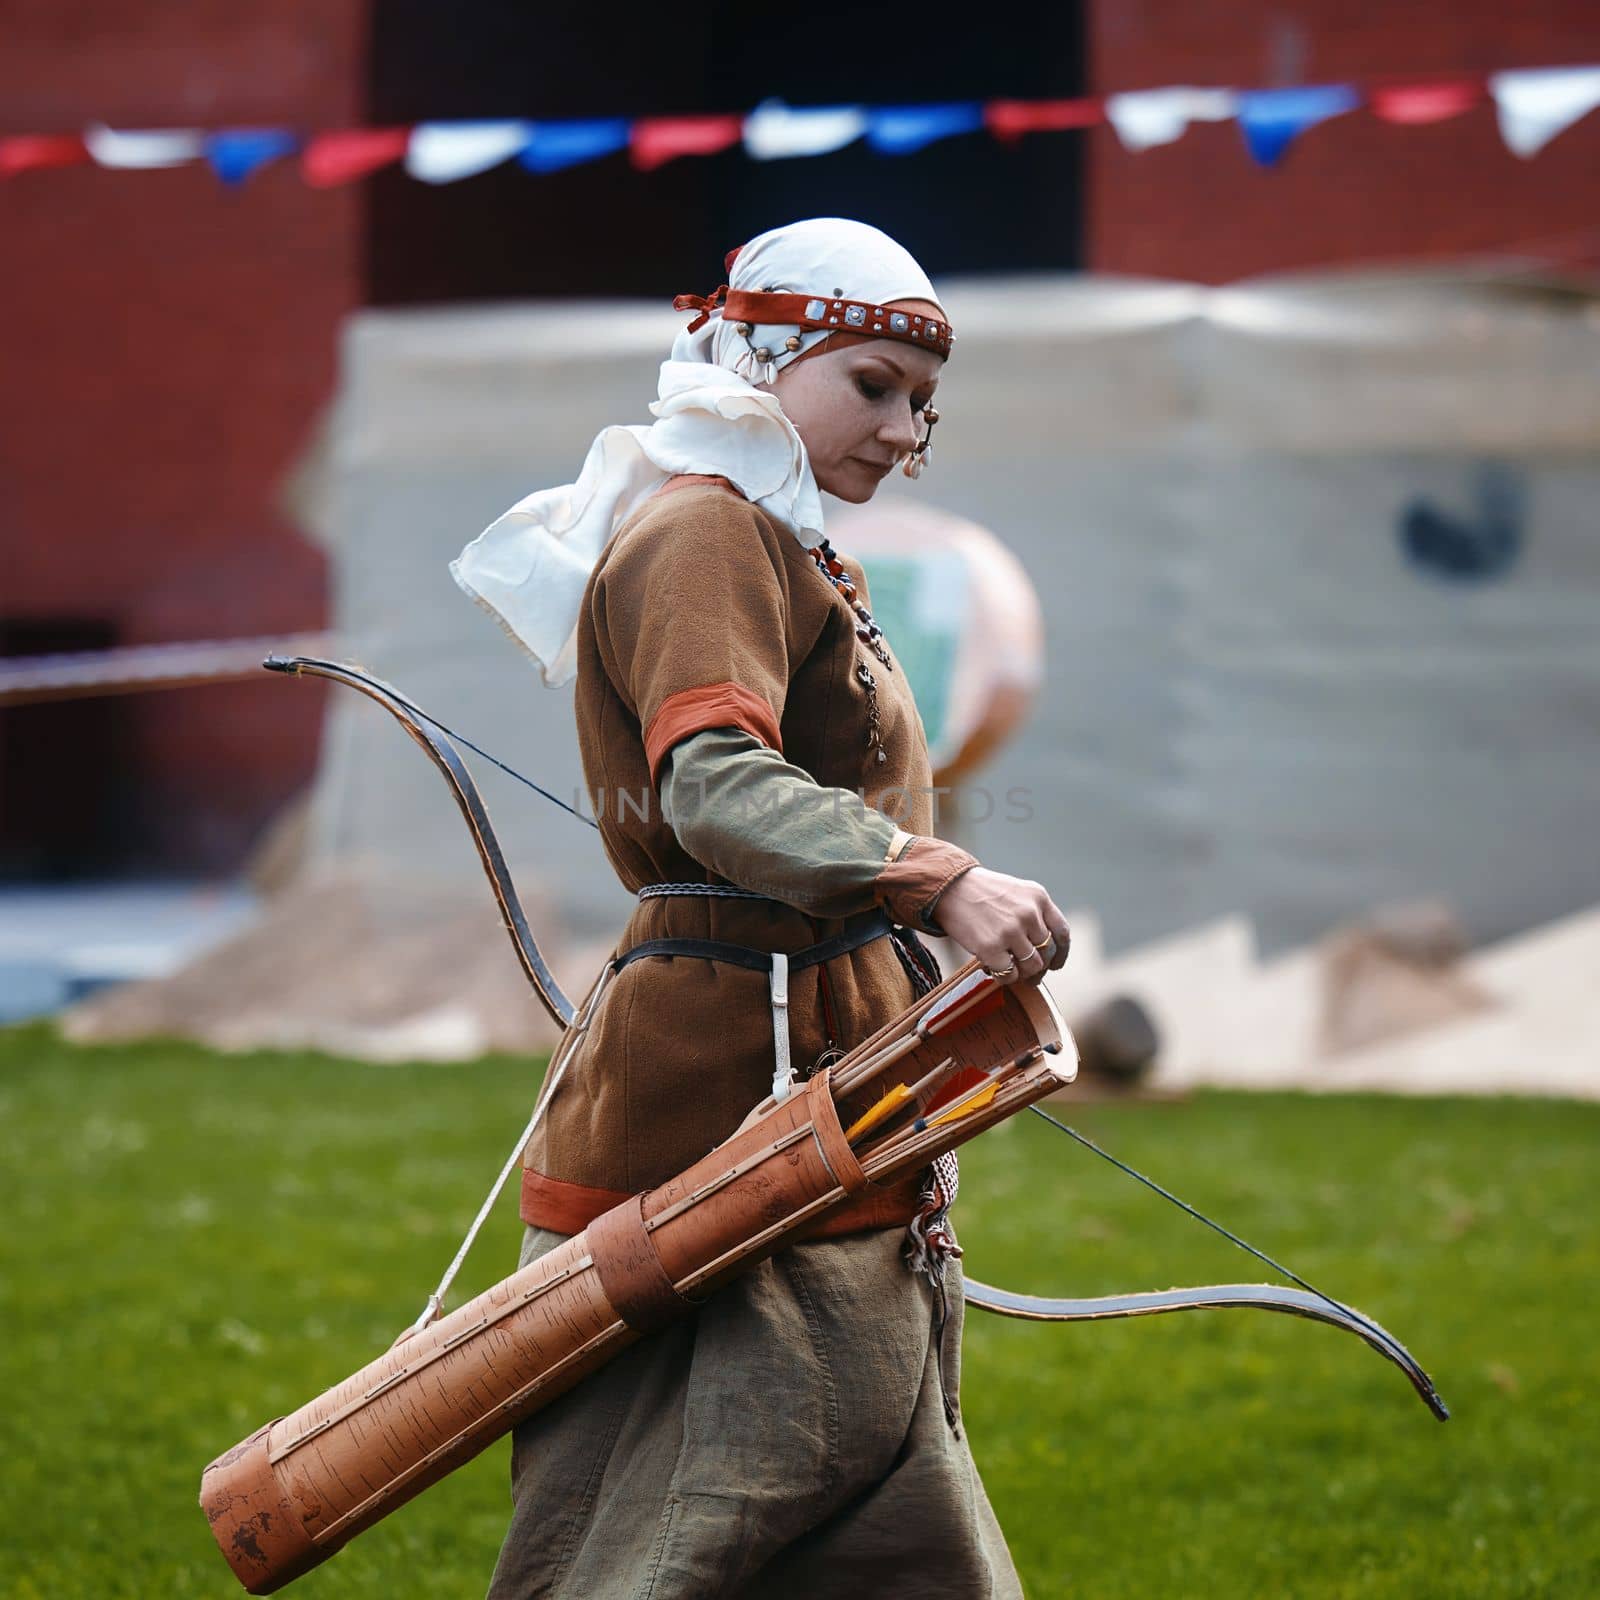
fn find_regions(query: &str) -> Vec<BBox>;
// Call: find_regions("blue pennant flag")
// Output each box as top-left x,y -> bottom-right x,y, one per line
865,103 -> 984,155
519,118 -> 632,174
1237,84 -> 1360,167
207,128 -> 299,185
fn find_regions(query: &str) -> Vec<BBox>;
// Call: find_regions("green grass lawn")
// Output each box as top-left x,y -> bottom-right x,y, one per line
2,1022 -> 1596,1599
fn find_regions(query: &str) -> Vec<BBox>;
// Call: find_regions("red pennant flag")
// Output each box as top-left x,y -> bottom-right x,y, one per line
630,114 -> 743,171
985,98 -> 1102,141
1371,81 -> 1482,125
0,133 -> 89,177
301,127 -> 410,187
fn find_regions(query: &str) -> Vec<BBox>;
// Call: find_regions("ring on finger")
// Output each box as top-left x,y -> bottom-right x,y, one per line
1031,935 -> 1054,953
984,957 -> 1018,979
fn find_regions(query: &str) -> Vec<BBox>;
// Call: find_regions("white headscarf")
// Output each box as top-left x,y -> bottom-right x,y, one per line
450,217 -> 943,686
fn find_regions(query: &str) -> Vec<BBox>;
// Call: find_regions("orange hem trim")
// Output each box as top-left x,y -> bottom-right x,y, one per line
519,1169 -> 634,1237
644,681 -> 784,786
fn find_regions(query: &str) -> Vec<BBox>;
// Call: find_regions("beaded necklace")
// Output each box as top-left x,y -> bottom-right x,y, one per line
806,538 -> 894,670
807,537 -> 893,766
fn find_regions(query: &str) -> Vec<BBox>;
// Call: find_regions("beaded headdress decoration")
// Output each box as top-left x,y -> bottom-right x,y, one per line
673,283 -> 954,359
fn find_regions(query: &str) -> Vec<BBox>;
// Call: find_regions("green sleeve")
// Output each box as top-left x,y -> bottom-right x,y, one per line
662,727 -> 900,919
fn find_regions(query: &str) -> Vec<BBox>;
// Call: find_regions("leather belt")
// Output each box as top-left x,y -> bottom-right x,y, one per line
612,908 -> 893,977
613,909 -> 894,1104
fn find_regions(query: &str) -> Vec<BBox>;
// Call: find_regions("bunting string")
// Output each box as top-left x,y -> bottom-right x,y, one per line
2,65 -> 1597,184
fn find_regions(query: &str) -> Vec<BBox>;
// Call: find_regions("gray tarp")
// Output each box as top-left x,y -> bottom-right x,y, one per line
297,269 -> 1600,954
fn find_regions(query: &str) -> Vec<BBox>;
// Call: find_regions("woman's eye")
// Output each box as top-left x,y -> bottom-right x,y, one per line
855,378 -> 886,401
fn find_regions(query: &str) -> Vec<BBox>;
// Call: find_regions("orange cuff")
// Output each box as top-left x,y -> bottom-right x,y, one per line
643,681 -> 783,786
874,836 -> 979,933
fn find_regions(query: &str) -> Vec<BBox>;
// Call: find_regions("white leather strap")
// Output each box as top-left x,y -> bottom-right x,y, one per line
769,952 -> 794,1102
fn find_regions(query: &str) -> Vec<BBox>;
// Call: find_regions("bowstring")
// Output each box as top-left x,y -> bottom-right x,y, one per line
1027,1105 -> 1380,1332
386,687 -> 600,830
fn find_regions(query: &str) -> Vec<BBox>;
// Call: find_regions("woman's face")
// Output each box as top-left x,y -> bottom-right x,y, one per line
766,300 -> 944,503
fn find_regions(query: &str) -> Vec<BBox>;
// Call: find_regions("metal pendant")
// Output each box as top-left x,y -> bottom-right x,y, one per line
858,659 -> 888,765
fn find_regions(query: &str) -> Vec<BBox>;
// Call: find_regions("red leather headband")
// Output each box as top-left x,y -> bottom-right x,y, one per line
672,285 -> 953,358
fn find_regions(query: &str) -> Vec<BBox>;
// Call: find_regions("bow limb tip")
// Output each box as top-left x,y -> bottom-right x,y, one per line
962,1278 -> 1449,1422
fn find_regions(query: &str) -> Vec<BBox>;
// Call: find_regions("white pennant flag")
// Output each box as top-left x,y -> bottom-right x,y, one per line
743,100 -> 867,161
84,123 -> 203,169
1105,87 -> 1237,152
405,121 -> 534,183
1490,66 -> 1600,158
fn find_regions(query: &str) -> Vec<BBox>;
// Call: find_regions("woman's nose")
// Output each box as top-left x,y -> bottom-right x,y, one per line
878,407 -> 920,456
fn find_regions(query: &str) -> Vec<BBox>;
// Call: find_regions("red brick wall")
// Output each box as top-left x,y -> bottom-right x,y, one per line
0,3 -> 366,873
1088,1 -> 1600,282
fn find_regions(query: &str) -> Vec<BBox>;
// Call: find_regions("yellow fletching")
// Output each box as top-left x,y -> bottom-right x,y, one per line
845,1083 -> 912,1142
926,1081 -> 1000,1130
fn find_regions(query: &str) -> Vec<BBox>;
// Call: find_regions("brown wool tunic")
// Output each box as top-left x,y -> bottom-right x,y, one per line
524,476 -> 972,1200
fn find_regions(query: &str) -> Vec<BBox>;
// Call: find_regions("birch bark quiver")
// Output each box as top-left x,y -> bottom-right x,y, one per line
199,964 -> 1073,1593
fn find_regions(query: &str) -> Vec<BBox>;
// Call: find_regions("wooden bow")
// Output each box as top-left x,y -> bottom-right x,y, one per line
264,654 -> 1448,1421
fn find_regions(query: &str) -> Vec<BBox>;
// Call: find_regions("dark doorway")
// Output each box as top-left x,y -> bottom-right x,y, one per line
0,620 -> 145,880
366,0 -> 1085,305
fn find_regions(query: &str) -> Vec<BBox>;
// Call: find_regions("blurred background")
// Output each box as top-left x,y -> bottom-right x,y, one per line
5,1 -> 1600,1082
3,6 -> 1600,1596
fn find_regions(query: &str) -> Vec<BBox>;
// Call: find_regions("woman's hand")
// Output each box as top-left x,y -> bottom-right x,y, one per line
933,867 -> 1070,986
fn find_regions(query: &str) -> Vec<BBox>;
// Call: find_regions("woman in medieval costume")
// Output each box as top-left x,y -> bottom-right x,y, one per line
453,217 -> 1070,1599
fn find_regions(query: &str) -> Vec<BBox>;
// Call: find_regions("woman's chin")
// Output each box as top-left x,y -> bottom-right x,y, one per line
829,482 -> 877,505
818,463 -> 887,504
